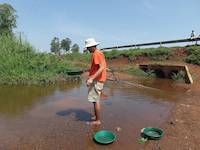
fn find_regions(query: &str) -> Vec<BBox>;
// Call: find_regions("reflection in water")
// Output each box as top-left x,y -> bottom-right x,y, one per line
0,85 -> 55,116
0,78 -> 188,149
0,80 -> 82,116
57,80 -> 82,92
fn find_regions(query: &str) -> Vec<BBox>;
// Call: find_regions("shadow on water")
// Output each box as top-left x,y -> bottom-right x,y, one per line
56,109 -> 92,121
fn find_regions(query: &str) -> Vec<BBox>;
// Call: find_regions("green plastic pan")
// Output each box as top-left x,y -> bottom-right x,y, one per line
93,130 -> 117,144
141,127 -> 164,140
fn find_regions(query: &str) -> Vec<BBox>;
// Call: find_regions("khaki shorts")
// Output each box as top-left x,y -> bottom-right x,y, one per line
88,81 -> 104,102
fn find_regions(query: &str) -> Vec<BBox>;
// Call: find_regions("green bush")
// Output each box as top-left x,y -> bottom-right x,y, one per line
184,46 -> 200,65
0,35 -> 85,85
103,49 -> 123,59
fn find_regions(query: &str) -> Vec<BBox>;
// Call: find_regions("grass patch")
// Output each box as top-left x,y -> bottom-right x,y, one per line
104,47 -> 171,61
184,46 -> 200,65
127,66 -> 156,77
0,35 -> 87,85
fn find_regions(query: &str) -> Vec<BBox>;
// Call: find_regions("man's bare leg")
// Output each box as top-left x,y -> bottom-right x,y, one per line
90,102 -> 101,125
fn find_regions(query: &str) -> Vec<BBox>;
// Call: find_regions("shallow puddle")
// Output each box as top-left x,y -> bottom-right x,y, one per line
0,78 -> 188,149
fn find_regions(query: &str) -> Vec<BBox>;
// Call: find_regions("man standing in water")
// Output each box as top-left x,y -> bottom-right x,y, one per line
85,38 -> 107,125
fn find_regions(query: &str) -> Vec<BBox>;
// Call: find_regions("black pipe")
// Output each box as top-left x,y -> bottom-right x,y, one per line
101,37 -> 200,50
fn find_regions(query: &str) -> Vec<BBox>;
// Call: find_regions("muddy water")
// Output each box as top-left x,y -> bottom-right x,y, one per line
0,78 -> 188,150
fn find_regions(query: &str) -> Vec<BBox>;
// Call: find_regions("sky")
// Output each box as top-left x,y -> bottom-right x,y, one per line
0,0 -> 199,52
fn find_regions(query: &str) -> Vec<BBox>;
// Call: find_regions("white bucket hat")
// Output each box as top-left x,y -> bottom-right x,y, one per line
85,38 -> 100,48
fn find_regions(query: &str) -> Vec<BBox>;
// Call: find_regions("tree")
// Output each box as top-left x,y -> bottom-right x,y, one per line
50,37 -> 60,55
61,38 -> 71,53
71,43 -> 80,53
0,3 -> 17,35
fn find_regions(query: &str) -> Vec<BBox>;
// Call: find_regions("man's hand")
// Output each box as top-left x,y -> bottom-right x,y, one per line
86,78 -> 93,86
106,68 -> 112,72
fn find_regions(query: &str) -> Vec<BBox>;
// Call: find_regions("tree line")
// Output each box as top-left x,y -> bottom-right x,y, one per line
50,37 -> 80,55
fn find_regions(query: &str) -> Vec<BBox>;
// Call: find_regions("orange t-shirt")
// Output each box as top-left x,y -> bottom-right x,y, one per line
89,49 -> 107,82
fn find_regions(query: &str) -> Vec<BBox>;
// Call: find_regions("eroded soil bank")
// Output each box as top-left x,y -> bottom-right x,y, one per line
106,55 -> 200,150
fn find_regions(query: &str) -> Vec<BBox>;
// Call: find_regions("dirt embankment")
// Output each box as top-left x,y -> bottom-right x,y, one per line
143,64 -> 200,150
106,48 -> 200,150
